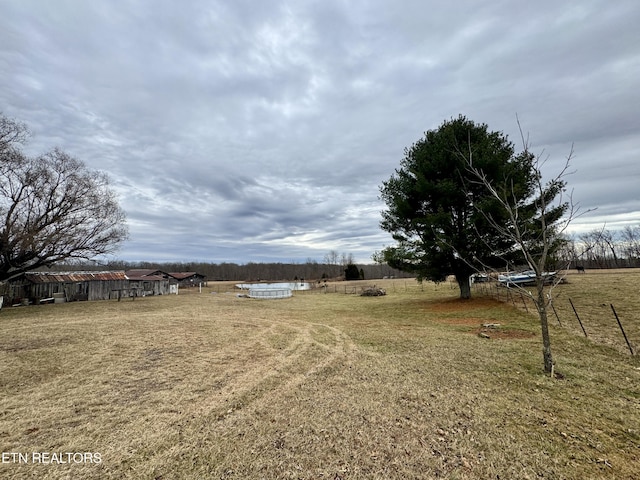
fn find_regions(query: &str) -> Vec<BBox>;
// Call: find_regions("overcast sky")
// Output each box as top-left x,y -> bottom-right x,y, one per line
1,1 -> 639,264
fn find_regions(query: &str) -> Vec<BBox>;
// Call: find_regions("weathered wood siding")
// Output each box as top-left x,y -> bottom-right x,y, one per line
128,279 -> 171,296
7,272 -> 130,303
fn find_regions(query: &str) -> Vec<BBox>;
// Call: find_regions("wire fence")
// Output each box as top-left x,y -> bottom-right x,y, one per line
474,280 -> 638,356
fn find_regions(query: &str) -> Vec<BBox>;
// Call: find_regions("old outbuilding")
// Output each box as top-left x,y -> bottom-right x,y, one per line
125,269 -> 173,296
2,268 -> 203,306
168,272 -> 207,287
6,271 -> 129,304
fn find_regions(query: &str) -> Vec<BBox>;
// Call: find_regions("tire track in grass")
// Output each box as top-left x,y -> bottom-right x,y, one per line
169,319 -> 357,433
112,312 -> 359,475
250,321 -> 357,406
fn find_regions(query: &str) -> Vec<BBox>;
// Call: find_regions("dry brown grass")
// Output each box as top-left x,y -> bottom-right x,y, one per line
551,269 -> 640,354
1,277 -> 639,479
476,269 -> 640,355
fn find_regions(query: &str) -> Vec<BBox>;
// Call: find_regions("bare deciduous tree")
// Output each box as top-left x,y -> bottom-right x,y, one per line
580,228 -> 624,268
621,225 -> 640,263
462,124 -> 589,375
0,113 -> 128,281
0,114 -> 29,152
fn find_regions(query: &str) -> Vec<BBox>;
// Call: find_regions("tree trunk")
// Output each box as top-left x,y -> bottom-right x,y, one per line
537,285 -> 554,374
457,276 -> 471,299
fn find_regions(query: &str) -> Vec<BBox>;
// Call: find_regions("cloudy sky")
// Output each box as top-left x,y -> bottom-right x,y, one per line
1,1 -> 639,264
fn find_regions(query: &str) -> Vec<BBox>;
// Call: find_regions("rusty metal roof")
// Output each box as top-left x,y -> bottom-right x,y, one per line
24,271 -> 127,283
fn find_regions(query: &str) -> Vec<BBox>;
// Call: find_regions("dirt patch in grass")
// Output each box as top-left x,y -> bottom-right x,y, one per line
475,326 -> 536,339
433,316 -> 536,340
426,296 -> 504,312
434,316 -> 487,326
426,298 -> 535,341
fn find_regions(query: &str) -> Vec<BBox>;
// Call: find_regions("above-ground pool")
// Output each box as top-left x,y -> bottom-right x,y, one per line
248,288 -> 293,299
236,282 -> 311,291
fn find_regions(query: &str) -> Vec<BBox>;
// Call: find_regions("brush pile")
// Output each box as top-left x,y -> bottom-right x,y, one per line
360,287 -> 386,297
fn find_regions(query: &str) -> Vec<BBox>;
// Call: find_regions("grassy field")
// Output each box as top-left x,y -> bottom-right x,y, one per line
475,269 -> 640,355
0,274 -> 639,479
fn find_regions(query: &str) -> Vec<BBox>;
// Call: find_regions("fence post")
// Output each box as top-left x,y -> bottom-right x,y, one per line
610,304 -> 635,355
569,298 -> 588,337
520,292 -> 528,313
550,300 -> 562,327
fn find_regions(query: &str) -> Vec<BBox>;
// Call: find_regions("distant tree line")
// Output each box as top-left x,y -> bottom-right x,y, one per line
53,257 -> 412,282
48,229 -> 640,282
558,226 -> 640,269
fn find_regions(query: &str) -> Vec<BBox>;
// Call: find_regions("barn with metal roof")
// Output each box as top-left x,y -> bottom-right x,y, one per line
168,272 -> 207,287
6,271 -> 129,304
125,270 -> 172,296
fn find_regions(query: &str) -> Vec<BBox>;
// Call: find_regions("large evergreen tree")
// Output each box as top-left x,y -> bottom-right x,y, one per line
379,116 -> 533,299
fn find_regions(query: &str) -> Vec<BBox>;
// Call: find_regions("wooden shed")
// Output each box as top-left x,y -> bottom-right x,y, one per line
125,270 -> 172,296
7,271 -> 129,304
168,272 -> 207,287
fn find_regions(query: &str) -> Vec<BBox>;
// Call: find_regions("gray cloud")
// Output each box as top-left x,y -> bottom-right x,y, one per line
2,0 -> 639,263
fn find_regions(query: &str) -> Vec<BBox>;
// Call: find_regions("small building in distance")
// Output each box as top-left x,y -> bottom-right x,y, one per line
124,269 -> 173,296
168,272 -> 207,287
